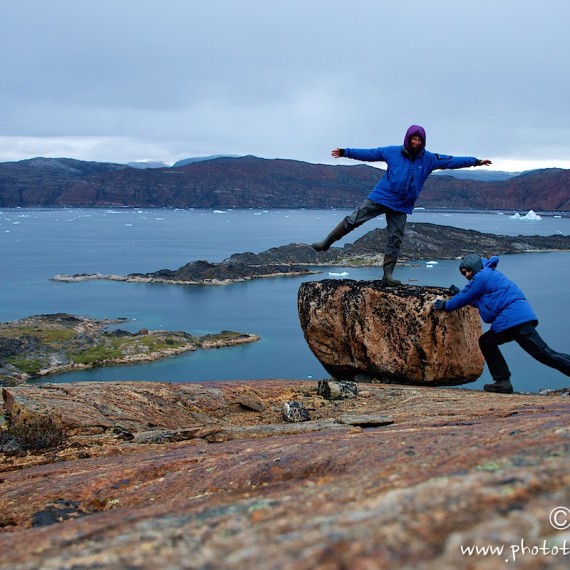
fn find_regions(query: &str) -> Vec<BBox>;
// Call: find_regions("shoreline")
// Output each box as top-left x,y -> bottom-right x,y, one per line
50,270 -> 319,286
0,314 -> 260,386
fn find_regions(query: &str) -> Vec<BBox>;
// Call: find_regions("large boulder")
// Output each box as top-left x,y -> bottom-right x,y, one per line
298,280 -> 485,386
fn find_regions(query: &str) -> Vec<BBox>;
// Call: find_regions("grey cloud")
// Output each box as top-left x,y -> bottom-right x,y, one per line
0,0 -> 569,169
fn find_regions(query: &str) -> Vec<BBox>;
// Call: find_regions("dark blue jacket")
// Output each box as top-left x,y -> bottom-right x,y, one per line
343,146 -> 478,214
444,256 -> 538,333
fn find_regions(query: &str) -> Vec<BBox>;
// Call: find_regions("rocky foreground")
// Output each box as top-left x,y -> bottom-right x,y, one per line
1,380 -> 569,569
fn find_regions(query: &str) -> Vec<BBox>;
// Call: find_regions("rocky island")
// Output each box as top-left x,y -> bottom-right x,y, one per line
51,222 -> 570,285
0,314 -> 259,386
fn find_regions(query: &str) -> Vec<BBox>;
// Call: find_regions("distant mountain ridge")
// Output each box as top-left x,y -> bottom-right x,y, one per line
432,169 -> 518,182
172,155 -> 240,168
127,155 -> 240,169
127,161 -> 171,169
0,155 -> 568,211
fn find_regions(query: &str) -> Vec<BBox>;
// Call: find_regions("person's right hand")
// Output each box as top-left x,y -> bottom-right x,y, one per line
433,299 -> 446,311
331,148 -> 341,158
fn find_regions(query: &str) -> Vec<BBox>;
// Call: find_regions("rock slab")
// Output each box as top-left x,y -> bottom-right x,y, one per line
1,380 -> 570,570
298,280 -> 485,386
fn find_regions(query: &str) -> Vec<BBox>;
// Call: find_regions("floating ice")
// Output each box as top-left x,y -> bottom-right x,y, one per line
510,210 -> 542,221
329,271 -> 349,276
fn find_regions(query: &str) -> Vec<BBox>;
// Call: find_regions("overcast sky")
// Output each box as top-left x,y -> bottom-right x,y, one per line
1,0 -> 569,171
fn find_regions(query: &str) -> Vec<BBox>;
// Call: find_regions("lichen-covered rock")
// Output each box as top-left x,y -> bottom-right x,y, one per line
282,400 -> 311,422
317,379 -> 358,400
298,280 -> 484,386
2,382 -> 229,433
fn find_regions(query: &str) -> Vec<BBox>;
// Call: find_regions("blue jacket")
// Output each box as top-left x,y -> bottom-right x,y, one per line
344,146 -> 478,214
444,256 -> 538,333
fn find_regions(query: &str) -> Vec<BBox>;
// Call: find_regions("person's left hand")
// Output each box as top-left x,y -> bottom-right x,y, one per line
433,299 -> 446,311
449,285 -> 460,295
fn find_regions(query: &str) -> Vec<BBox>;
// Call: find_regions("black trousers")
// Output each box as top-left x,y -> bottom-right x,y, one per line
479,321 -> 570,382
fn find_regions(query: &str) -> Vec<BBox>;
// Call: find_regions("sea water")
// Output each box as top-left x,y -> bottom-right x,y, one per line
1,208 -> 569,393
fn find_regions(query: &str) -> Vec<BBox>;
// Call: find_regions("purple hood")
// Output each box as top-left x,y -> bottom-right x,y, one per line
403,124 -> 426,155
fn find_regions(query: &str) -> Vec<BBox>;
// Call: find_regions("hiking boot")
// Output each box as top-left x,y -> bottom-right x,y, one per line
311,220 -> 349,252
379,274 -> 401,286
484,380 -> 514,394
380,256 -> 401,286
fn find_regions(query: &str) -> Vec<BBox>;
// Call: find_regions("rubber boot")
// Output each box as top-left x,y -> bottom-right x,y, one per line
380,255 -> 401,286
484,379 -> 514,394
311,220 -> 349,252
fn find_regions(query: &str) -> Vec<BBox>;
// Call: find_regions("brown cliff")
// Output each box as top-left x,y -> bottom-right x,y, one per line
1,380 -> 569,569
1,156 -> 569,211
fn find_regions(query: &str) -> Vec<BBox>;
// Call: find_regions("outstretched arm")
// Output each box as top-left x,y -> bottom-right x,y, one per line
430,155 -> 493,171
337,147 -> 389,162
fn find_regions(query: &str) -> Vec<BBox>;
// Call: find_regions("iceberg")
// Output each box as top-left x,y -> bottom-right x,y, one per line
329,271 -> 349,277
510,210 -> 542,221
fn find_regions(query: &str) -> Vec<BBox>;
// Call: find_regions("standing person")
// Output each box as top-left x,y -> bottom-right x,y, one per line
312,125 -> 492,285
433,254 -> 570,393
